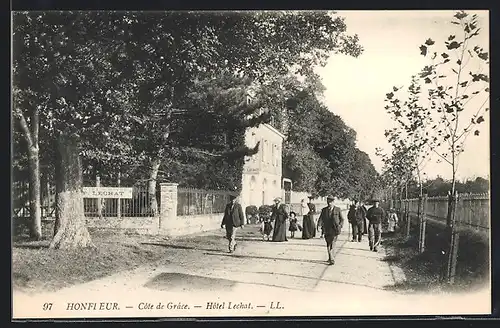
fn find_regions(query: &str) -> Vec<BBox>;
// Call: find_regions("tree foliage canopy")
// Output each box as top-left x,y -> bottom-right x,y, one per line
282,81 -> 379,199
13,10 -> 365,192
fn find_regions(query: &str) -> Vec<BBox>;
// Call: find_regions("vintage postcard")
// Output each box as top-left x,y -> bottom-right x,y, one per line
11,9 -> 491,319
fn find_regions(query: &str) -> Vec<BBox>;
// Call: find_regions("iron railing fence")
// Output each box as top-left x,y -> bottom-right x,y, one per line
177,188 -> 232,216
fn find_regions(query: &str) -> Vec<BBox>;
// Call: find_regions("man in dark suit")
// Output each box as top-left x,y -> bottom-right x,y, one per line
318,195 -> 344,265
221,194 -> 245,253
366,199 -> 385,252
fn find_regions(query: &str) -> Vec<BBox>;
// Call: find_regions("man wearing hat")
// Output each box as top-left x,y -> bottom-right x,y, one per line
221,193 -> 245,253
366,199 -> 385,252
317,195 -> 344,265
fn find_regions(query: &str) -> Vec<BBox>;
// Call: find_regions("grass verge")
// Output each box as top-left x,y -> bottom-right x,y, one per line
12,231 -> 172,294
382,219 -> 490,294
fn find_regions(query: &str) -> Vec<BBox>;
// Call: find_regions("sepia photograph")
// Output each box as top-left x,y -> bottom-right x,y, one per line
11,9 -> 491,319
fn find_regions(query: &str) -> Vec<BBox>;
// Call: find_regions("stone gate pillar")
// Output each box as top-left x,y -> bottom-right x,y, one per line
159,183 -> 178,234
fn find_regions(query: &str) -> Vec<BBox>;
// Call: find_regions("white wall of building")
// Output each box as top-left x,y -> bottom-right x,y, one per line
241,123 -> 285,208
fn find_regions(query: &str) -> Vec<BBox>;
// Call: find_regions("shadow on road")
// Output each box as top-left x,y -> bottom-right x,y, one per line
203,252 -> 328,265
143,272 -> 306,292
337,251 -> 383,260
141,242 -> 222,253
144,272 -> 236,292
238,237 -> 268,242
233,269 -> 388,291
276,241 -> 324,247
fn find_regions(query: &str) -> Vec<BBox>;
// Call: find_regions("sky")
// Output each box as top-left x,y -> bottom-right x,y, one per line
315,10 -> 490,181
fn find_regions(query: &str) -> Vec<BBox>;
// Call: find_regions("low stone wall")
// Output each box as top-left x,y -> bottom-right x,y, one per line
16,183 -> 245,239
159,213 -> 223,237
19,213 -> 224,239
86,216 -> 160,235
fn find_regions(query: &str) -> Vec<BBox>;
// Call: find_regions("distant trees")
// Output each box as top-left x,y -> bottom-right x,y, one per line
283,84 -> 379,199
403,176 -> 489,198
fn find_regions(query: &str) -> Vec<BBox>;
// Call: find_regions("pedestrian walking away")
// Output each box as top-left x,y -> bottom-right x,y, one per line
318,195 -> 344,265
288,211 -> 298,238
271,197 -> 288,242
366,199 -> 385,252
221,194 -> 245,253
348,200 -> 366,242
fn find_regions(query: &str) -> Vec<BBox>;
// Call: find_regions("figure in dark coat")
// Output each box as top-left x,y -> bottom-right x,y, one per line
288,211 -> 298,238
348,200 -> 367,242
366,200 -> 385,252
318,196 -> 344,265
271,197 -> 288,242
221,195 -> 245,253
361,202 -> 368,234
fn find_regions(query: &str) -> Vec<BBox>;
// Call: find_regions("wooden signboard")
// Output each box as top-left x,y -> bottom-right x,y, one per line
82,187 -> 133,199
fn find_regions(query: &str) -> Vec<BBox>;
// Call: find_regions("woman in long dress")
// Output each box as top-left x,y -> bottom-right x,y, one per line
271,197 -> 288,242
387,208 -> 398,233
302,197 -> 316,239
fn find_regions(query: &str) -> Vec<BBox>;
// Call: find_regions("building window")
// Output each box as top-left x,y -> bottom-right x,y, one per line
249,176 -> 257,205
277,146 -> 281,167
250,134 -> 257,162
266,141 -> 270,165
264,140 -> 269,164
272,144 -> 275,166
261,139 -> 265,162
275,146 -> 278,167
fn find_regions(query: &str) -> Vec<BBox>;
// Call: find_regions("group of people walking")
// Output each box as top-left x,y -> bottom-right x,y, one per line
220,195 -> 320,253
220,193 -> 398,265
260,196 -> 320,242
347,199 -> 384,252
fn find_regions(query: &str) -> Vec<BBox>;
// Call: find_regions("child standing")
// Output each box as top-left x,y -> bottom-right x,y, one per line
260,217 -> 273,241
289,211 -> 298,238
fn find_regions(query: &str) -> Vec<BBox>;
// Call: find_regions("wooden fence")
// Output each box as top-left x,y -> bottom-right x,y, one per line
386,192 -> 489,284
391,192 -> 489,232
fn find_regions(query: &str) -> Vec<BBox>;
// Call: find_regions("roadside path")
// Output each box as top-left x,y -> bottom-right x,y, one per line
13,220 -> 490,318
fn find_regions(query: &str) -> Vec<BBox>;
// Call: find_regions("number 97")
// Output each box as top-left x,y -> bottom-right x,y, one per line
42,303 -> 53,311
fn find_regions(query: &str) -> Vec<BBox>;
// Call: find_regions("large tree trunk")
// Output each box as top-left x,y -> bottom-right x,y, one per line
27,148 -> 42,240
14,108 -> 42,240
148,158 -> 160,216
49,133 -> 94,249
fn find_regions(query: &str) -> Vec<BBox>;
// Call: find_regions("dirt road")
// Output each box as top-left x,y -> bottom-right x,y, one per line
12,223 -> 490,318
